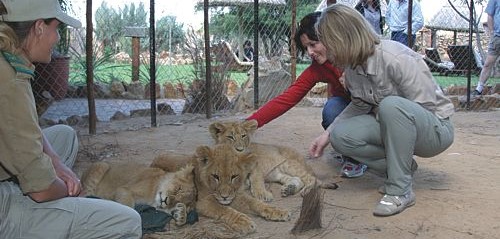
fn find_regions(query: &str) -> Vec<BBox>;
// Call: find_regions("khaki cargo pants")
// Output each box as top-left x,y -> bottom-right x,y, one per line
0,125 -> 142,238
330,96 -> 454,196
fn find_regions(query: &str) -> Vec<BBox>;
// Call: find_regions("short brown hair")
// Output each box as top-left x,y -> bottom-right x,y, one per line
294,12 -> 321,57
316,4 -> 380,67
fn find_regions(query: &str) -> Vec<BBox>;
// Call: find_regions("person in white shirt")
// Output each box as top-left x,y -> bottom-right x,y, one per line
386,0 -> 424,48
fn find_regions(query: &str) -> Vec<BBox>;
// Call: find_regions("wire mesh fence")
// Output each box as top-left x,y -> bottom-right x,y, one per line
31,0 -> 499,133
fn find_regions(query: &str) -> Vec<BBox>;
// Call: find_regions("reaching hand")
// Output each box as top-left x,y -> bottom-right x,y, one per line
309,130 -> 331,158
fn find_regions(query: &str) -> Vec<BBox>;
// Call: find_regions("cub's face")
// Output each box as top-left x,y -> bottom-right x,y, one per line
195,144 -> 254,205
208,120 -> 258,153
155,165 -> 196,211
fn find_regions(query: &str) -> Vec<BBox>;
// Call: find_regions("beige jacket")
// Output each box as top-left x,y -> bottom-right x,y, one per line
328,40 -> 454,131
0,53 -> 57,193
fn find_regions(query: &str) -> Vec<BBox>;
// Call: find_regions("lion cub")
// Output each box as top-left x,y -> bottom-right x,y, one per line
81,162 -> 196,226
192,144 -> 290,235
209,120 -> 338,201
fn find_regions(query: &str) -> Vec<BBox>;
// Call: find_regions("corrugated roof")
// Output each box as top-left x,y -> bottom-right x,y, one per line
425,5 -> 484,32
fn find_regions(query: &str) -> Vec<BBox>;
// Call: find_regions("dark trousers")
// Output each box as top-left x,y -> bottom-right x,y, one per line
391,30 -> 416,49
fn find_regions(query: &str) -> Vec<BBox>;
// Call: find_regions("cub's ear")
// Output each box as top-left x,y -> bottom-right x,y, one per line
242,119 -> 258,133
208,122 -> 225,139
195,145 -> 212,165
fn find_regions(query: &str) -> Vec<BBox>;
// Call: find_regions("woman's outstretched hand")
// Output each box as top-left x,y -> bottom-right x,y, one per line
309,130 -> 331,158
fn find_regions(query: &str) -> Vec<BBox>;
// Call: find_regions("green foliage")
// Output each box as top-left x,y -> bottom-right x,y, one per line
69,30 -> 127,86
95,2 -> 124,54
156,16 -> 185,53
95,2 -> 148,55
69,62 -> 200,87
55,0 -> 71,55
207,0 -> 320,58
94,2 -> 186,57
209,4 -> 288,57
121,2 -> 148,27
68,60 -> 496,91
433,74 -> 500,89
69,55 -> 125,86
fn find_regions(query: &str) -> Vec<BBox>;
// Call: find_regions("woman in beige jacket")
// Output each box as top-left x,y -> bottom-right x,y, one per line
0,0 -> 141,237
309,4 -> 454,217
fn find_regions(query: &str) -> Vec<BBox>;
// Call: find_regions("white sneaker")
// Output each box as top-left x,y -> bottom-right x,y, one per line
373,190 -> 416,216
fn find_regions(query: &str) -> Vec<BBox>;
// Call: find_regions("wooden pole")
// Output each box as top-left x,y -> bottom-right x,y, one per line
131,37 -> 140,82
253,0 -> 259,110
204,0 -> 212,118
149,0 -> 157,127
86,0 -> 96,134
407,0 -> 413,48
466,0 -> 473,109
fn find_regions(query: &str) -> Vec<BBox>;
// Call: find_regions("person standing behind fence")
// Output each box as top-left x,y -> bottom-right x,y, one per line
310,4 -> 454,217
355,0 -> 385,35
386,0 -> 423,48
0,0 -> 142,238
243,39 -> 254,62
473,0 -> 500,96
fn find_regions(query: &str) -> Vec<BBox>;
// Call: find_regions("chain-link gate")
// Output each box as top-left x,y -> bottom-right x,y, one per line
33,0 -> 306,133
417,0 -> 499,110
32,0 -> 498,134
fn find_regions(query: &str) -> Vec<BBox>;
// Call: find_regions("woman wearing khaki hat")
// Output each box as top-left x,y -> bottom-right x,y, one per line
0,0 -> 141,238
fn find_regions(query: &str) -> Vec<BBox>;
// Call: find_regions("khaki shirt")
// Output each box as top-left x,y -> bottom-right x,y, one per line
0,53 -> 57,193
328,40 -> 455,131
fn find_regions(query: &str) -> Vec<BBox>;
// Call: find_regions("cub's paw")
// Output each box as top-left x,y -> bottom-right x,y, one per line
251,188 -> 274,202
172,203 -> 187,226
230,214 -> 257,234
281,184 -> 299,197
262,207 -> 291,221
322,181 -> 339,190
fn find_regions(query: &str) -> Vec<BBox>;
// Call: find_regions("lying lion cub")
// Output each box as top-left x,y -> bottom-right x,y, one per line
81,162 -> 196,226
191,144 -> 290,235
209,120 -> 338,201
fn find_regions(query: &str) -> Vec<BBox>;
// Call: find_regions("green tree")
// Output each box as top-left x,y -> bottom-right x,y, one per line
95,2 -> 149,56
121,2 -> 148,27
206,0 -> 319,59
156,16 -> 185,53
95,2 -> 123,55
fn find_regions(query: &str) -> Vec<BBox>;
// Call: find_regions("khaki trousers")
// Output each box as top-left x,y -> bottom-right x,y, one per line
42,124 -> 79,168
330,96 -> 454,195
0,125 -> 142,238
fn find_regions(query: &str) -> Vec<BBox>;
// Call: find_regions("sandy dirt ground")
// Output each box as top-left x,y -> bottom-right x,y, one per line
73,107 -> 499,239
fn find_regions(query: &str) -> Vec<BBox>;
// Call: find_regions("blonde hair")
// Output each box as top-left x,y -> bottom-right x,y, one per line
316,4 -> 380,67
0,23 -> 22,53
0,1 -> 37,53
